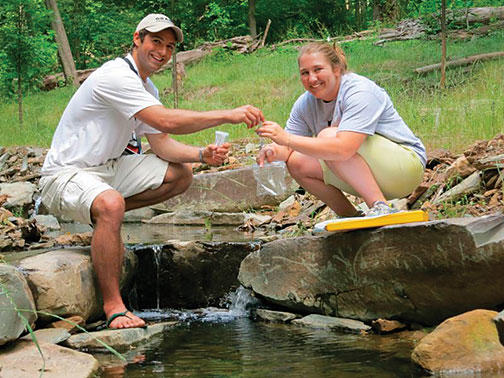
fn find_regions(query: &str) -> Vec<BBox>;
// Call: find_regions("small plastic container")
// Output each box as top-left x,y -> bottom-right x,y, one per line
214,131 -> 229,146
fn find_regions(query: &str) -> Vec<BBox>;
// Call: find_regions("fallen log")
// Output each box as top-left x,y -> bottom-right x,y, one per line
447,6 -> 504,25
272,31 -> 373,49
157,49 -> 210,73
414,51 -> 504,75
42,68 -> 95,91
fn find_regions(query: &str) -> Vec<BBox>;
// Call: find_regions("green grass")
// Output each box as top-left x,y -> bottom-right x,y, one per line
1,30 -> 503,153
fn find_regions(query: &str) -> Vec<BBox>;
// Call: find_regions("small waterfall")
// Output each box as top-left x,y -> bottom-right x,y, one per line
31,196 -> 42,218
136,286 -> 260,323
228,286 -> 260,317
152,245 -> 163,310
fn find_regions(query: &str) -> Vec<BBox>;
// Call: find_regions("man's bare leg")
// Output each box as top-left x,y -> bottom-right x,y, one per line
287,151 -> 359,217
90,163 -> 192,329
90,189 -> 143,329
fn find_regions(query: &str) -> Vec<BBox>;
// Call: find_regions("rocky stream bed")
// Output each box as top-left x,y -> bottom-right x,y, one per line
1,135 -> 504,376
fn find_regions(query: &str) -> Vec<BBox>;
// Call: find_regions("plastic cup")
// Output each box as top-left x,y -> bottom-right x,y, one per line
215,131 -> 229,146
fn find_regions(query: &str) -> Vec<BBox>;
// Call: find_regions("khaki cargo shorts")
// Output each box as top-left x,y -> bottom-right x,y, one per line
320,134 -> 424,200
39,154 -> 169,225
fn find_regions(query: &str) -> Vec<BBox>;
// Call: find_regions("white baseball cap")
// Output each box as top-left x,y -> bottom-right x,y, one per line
136,13 -> 183,43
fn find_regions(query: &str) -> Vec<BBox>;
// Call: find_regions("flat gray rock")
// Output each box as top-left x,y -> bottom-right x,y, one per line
255,309 -> 298,323
292,314 -> 371,333
145,210 -> 246,225
0,182 -> 36,208
65,321 -> 177,352
153,166 -> 297,213
33,214 -> 60,230
0,340 -> 99,378
20,328 -> 71,344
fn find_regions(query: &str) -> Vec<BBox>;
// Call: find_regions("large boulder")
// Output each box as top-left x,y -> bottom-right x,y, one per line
17,248 -> 137,323
152,165 -> 297,213
239,214 -> 504,325
133,241 -> 259,309
0,264 -> 37,346
411,309 -> 504,375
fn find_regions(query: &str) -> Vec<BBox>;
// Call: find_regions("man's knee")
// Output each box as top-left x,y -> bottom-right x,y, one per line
91,190 -> 125,223
180,163 -> 193,188
164,162 -> 193,195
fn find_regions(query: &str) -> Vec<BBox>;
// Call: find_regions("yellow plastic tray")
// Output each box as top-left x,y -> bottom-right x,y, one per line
316,210 -> 429,232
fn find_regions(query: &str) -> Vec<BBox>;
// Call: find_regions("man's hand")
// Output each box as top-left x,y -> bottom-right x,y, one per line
202,142 -> 231,166
228,105 -> 264,128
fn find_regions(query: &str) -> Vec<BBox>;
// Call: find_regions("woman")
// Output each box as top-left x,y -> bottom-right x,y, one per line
256,42 -> 426,217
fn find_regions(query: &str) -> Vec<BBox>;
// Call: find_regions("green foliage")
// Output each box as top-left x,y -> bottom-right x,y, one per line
0,0 -> 57,96
59,0 -> 141,69
202,1 -> 248,40
2,30 -> 503,153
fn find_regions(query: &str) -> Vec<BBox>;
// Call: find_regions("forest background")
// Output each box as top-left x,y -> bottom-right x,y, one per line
0,0 -> 502,151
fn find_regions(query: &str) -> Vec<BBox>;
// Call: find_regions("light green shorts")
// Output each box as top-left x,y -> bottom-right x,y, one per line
39,154 -> 169,225
321,134 -> 424,200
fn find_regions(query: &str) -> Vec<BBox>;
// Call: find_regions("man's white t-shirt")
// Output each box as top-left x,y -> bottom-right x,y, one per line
42,54 -> 162,176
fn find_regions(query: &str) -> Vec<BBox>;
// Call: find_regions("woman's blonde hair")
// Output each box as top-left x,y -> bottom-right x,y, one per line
298,42 -> 348,73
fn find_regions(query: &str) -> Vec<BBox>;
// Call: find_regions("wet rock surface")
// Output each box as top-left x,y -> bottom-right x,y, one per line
0,340 -> 99,378
292,314 -> 371,334
239,214 -> 504,325
133,240 -> 260,309
65,321 -> 177,352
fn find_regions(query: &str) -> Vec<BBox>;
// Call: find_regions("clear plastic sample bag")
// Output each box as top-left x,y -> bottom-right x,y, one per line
252,161 -> 287,197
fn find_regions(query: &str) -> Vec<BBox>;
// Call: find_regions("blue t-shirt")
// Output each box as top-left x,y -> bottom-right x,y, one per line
285,72 -> 427,167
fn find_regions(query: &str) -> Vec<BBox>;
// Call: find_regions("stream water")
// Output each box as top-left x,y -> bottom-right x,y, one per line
51,222 -> 424,377
98,313 -> 424,377
95,288 -> 425,377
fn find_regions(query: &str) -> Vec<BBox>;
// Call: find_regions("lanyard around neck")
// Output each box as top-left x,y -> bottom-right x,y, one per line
122,57 -> 139,77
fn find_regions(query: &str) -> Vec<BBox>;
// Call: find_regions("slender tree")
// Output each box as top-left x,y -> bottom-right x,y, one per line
45,0 -> 79,87
248,0 -> 257,38
0,0 -> 56,125
440,0 -> 447,89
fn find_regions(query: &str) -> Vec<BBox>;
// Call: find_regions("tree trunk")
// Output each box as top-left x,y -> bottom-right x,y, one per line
172,47 -> 178,109
440,0 -> 447,89
16,4 -> 24,126
70,0 -> 86,68
17,70 -> 23,126
45,0 -> 79,87
248,0 -> 257,38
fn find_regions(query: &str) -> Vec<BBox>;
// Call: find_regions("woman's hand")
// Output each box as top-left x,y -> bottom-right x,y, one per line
256,143 -> 292,167
256,121 -> 290,146
202,142 -> 231,166
256,143 -> 277,167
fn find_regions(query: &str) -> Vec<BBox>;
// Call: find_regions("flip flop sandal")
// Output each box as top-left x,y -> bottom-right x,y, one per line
105,311 -> 147,329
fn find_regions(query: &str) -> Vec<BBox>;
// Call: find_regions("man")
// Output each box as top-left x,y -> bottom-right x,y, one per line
40,13 -> 264,329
